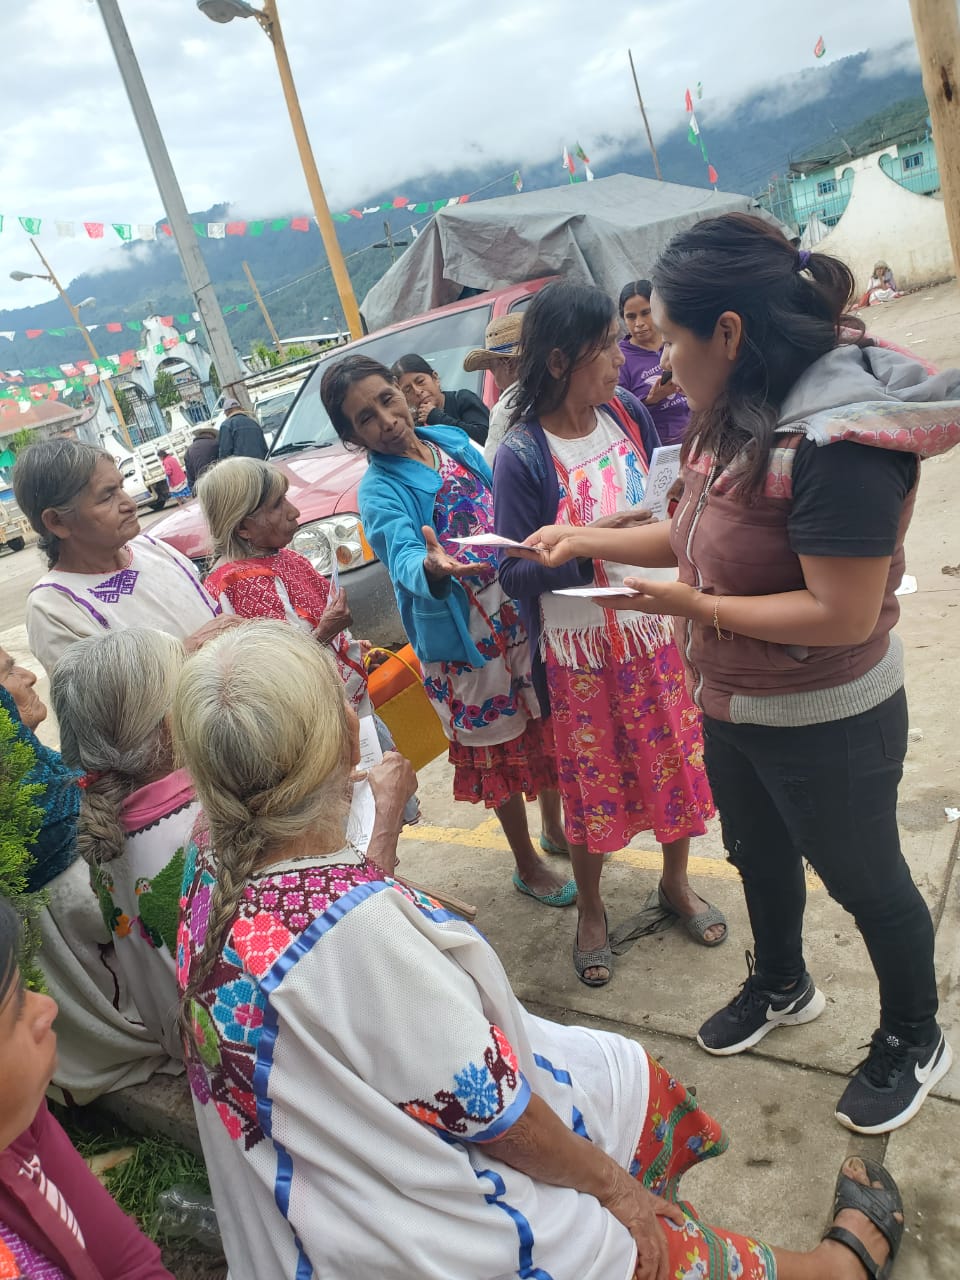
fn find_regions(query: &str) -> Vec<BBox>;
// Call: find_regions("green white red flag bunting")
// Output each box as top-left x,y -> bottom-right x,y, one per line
0,192 -> 487,243
0,335 -> 200,386
0,312 -> 248,344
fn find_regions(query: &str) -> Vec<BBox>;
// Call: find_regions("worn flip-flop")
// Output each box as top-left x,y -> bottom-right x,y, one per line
657,881 -> 728,947
512,870 -> 577,908
822,1157 -> 904,1279
573,910 -> 613,987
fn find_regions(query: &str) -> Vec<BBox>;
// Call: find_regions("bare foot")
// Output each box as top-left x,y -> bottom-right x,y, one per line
575,908 -> 610,983
515,856 -> 573,898
816,1157 -> 902,1278
660,879 -> 726,944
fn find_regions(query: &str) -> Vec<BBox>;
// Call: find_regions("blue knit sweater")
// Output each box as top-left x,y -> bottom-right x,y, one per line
357,424 -> 493,667
1,687 -> 81,892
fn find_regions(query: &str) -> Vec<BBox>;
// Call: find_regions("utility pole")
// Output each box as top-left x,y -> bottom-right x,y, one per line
257,0 -> 363,338
29,240 -> 134,450
242,261 -> 285,361
95,0 -> 251,407
909,0 -> 960,278
628,49 -> 663,182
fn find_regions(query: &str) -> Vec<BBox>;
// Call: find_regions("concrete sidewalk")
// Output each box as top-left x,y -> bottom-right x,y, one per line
394,451 -> 960,1273
92,285 -> 959,1272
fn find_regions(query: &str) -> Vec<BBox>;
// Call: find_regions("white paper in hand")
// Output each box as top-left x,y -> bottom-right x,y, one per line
552,586 -> 639,598
640,444 -> 682,521
346,715 -> 383,853
449,533 -> 528,549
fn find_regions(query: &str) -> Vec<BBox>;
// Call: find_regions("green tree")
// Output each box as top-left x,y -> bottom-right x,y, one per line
0,705 -> 46,991
8,428 -> 38,456
154,369 -> 180,410
252,340 -> 282,369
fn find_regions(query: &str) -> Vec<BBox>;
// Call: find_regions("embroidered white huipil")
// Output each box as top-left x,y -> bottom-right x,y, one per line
179,835 -> 650,1280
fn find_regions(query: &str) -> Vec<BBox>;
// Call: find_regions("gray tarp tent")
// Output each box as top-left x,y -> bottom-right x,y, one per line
361,173 -> 773,331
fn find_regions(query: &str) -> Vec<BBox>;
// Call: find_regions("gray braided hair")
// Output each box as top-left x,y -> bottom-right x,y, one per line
173,620 -> 353,1051
50,629 -> 185,866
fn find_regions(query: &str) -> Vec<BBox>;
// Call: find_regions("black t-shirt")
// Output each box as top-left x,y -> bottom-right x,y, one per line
426,388 -> 490,446
787,438 -> 918,557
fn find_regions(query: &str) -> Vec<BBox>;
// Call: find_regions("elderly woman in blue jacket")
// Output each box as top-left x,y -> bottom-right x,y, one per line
320,354 -> 575,907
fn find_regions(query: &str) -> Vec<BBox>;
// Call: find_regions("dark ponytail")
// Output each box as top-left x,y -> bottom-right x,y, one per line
651,212 -> 861,499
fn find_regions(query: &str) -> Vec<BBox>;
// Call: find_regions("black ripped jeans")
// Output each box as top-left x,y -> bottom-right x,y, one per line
703,688 -> 940,1045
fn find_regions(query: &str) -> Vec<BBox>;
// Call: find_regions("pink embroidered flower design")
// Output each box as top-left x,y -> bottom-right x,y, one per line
215,1100 -> 243,1141
232,912 -> 294,977
490,1024 -> 519,1073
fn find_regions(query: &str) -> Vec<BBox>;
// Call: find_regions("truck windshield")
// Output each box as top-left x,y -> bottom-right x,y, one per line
271,305 -> 491,454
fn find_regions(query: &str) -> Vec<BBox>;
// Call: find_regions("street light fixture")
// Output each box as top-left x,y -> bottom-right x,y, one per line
197,0 -> 363,340
10,240 -> 133,449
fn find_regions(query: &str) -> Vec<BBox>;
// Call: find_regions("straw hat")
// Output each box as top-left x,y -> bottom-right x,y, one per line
463,313 -> 523,373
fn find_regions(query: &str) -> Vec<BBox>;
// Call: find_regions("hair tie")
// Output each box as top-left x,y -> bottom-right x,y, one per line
77,770 -> 105,790
795,249 -> 811,271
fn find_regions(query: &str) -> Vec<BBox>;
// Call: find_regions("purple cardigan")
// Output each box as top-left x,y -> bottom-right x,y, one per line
493,390 -> 660,713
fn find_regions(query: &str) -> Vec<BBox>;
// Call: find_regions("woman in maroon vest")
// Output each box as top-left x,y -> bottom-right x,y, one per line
519,213 -> 960,1137
0,897 -> 173,1279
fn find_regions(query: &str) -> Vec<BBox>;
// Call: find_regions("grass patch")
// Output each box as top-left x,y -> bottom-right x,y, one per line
54,1106 -> 213,1244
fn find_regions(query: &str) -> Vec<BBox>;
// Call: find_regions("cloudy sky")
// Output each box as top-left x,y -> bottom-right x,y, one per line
0,0 -> 920,311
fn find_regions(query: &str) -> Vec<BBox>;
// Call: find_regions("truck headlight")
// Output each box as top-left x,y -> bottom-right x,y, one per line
290,514 -> 375,576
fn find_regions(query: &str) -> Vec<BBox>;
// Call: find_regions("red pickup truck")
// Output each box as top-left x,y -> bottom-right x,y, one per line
150,278 -> 553,645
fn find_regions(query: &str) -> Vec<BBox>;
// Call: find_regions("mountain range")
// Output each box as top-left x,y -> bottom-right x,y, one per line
0,47 -> 925,374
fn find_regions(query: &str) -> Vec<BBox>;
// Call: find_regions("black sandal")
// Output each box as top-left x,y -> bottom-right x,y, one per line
822,1157 -> 904,1279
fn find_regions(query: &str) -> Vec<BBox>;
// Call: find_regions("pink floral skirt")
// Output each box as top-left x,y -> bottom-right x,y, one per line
545,638 -> 714,853
449,715 -> 558,810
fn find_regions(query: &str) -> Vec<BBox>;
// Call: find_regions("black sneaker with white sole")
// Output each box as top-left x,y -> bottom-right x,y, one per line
697,950 -> 827,1056
835,1026 -> 953,1134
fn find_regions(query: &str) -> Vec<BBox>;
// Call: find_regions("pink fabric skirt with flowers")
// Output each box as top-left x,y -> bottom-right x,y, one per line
448,715 -> 558,809
545,637 -> 714,853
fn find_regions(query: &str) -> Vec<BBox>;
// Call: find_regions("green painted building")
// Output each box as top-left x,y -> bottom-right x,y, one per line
759,98 -> 941,237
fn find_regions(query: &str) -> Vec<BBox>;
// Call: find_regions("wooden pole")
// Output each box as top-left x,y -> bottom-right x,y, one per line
259,0 -> 363,339
628,49 -> 663,182
30,239 -> 133,449
243,260 -> 285,362
909,0 -> 960,278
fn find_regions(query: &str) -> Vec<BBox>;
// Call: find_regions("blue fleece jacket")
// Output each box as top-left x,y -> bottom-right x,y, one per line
357,424 -> 492,666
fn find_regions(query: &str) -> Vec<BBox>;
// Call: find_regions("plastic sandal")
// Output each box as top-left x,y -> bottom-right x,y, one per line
539,833 -> 569,856
512,871 -> 577,908
822,1157 -> 904,1280
573,910 -> 613,987
658,881 -> 728,947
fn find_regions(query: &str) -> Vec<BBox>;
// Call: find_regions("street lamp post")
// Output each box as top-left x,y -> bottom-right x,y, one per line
11,239 -> 134,449
95,0 -> 252,408
197,0 -> 364,341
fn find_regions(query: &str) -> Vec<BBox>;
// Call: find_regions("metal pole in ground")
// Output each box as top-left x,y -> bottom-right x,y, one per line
95,0 -> 251,407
